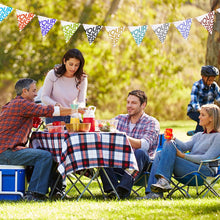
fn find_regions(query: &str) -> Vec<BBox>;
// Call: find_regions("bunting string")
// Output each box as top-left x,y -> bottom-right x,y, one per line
0,3 -> 219,46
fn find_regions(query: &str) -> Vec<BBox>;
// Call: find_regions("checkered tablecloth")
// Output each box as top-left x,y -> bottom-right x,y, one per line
29,131 -> 139,179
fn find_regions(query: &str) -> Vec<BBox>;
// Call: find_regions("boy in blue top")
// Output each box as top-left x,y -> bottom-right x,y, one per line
187,65 -> 220,135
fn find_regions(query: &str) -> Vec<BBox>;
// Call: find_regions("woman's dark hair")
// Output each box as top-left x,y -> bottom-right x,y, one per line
128,90 -> 147,105
54,49 -> 85,88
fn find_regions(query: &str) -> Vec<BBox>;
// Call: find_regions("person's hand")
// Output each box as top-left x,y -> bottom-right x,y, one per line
175,146 -> 185,158
55,103 -> 62,107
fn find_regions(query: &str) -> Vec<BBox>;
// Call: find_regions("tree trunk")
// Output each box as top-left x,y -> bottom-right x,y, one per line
206,0 -> 220,85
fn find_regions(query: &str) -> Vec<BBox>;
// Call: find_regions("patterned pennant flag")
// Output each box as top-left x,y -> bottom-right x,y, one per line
105,26 -> 126,47
128,25 -> 147,46
61,21 -> 80,43
151,23 -> 170,43
173,18 -> 192,40
16,9 -> 35,31
38,15 -> 56,37
0,4 -> 13,22
196,11 -> 215,34
83,24 -> 103,45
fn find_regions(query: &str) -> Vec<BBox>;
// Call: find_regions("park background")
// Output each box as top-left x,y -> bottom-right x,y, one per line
0,1 -> 220,219
1,0 -> 219,123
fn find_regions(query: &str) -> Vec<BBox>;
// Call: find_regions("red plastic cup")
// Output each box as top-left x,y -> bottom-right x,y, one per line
164,128 -> 173,140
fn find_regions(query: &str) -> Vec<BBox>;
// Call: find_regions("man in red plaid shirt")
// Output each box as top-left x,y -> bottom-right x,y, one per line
0,78 -> 73,201
100,90 -> 160,199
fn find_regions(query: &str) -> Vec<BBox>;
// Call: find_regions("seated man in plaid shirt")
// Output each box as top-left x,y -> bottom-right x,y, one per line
187,65 -> 220,135
100,90 -> 160,199
0,78 -> 73,201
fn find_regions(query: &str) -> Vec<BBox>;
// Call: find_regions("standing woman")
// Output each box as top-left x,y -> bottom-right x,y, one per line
41,48 -> 88,124
139,103 -> 220,200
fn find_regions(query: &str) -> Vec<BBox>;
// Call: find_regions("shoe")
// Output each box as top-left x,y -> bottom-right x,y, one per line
137,192 -> 163,200
106,190 -> 117,199
50,191 -> 72,200
151,178 -> 172,193
187,130 -> 195,136
116,186 -> 130,199
23,192 -> 47,202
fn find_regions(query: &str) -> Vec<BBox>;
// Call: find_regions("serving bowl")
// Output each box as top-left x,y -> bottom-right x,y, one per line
96,119 -> 118,132
47,125 -> 65,133
66,123 -> 91,132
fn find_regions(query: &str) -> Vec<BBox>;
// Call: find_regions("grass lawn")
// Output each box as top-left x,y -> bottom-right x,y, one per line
0,120 -> 219,220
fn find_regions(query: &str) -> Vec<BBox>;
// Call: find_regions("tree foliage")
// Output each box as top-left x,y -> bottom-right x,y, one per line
0,0 -> 209,120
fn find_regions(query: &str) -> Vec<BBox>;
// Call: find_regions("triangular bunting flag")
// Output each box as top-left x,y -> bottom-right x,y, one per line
83,24 -> 103,45
105,26 -> 126,47
173,18 -> 192,40
0,4 -> 13,22
151,23 -> 170,43
128,25 -> 147,46
196,11 -> 215,34
216,8 -> 220,13
38,15 -> 56,37
16,9 -> 35,31
61,21 -> 80,43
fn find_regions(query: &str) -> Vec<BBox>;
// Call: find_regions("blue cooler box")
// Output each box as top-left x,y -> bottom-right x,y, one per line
0,165 -> 26,200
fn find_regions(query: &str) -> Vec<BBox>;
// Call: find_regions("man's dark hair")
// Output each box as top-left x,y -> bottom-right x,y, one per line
15,78 -> 36,96
128,90 -> 147,105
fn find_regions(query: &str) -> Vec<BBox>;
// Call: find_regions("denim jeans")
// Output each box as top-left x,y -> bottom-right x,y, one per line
145,141 -> 213,193
187,111 -> 203,133
45,116 -> 71,124
100,148 -> 150,196
0,148 -> 53,195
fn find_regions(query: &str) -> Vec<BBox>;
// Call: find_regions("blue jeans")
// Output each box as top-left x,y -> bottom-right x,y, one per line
187,111 -> 203,133
100,148 -> 150,196
145,141 -> 213,194
45,116 -> 71,124
0,148 -> 53,195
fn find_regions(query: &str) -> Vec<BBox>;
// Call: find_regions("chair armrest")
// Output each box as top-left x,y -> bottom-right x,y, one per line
198,157 -> 220,172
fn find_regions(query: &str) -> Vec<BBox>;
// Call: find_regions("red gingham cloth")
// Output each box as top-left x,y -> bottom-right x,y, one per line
29,131 -> 139,179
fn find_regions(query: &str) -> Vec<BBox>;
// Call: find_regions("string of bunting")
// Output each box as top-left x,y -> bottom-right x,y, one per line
0,3 -> 219,46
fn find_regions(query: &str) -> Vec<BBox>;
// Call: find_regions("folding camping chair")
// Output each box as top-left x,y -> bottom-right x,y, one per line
131,134 -> 166,196
167,157 -> 220,198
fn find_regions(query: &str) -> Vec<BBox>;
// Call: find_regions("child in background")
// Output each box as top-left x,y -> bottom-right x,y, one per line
187,65 -> 220,135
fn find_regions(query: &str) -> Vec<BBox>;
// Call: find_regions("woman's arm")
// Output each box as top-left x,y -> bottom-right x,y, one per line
77,75 -> 88,105
41,70 -> 58,106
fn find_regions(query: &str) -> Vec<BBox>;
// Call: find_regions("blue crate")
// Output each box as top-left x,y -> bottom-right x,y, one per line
0,165 -> 26,201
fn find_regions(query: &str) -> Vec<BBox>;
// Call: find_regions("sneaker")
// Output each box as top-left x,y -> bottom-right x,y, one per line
106,190 -> 117,200
151,178 -> 172,193
137,192 -> 163,200
50,191 -> 72,200
116,186 -> 130,199
23,192 -> 47,202
187,130 -> 195,136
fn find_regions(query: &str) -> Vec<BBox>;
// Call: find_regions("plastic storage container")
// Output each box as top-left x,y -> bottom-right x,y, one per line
0,165 -> 26,200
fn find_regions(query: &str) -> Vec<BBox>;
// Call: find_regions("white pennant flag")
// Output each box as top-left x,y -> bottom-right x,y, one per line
151,23 -> 170,43
105,26 -> 126,47
173,18 -> 192,40
83,24 -> 102,45
196,11 -> 215,34
61,21 -> 80,43
128,25 -> 147,46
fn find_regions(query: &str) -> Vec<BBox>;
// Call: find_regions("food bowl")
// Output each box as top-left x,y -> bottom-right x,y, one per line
66,123 -> 91,132
96,119 -> 118,132
47,125 -> 65,133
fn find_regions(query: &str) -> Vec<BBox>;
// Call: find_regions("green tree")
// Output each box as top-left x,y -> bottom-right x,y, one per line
0,0 -> 208,120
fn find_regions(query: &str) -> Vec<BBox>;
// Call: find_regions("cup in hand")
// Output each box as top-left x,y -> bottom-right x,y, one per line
164,128 -> 173,140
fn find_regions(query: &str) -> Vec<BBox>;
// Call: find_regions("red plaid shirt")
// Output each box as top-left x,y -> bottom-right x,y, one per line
0,96 -> 54,153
